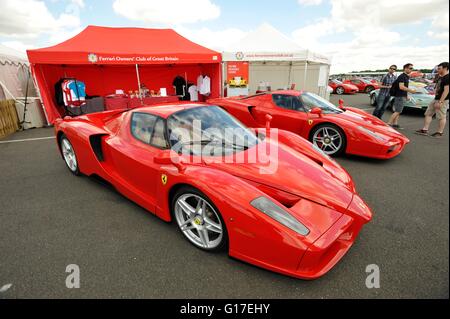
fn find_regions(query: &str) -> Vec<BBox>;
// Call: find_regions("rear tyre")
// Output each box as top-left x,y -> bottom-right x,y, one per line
59,134 -> 80,176
310,124 -> 346,157
172,186 -> 228,252
336,87 -> 345,95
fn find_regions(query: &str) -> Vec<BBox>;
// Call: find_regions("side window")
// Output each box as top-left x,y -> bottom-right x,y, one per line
272,94 -> 303,111
131,113 -> 168,148
151,118 -> 168,148
272,94 -> 288,109
352,80 -> 361,84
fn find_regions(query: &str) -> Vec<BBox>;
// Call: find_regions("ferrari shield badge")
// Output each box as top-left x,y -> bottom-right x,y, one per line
308,119 -> 314,126
161,174 -> 168,185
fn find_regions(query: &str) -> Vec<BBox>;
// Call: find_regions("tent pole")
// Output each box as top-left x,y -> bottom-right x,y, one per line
303,61 -> 308,91
135,64 -> 142,104
288,62 -> 292,89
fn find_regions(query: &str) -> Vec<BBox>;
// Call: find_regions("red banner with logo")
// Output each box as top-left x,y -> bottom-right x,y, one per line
226,62 -> 249,87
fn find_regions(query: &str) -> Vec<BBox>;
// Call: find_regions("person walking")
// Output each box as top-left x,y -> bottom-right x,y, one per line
373,65 -> 397,119
415,62 -> 449,138
387,63 -> 416,129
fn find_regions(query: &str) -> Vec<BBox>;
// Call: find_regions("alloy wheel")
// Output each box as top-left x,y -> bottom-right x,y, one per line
312,126 -> 343,156
174,193 -> 224,250
61,137 -> 78,172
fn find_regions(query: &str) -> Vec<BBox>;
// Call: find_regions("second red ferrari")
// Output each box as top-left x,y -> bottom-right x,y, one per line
328,79 -> 359,95
209,90 -> 410,159
343,78 -> 380,93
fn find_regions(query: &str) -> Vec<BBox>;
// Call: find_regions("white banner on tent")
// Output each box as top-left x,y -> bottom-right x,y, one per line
222,51 -> 331,65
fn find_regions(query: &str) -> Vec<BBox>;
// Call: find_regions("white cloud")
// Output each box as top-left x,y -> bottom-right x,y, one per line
1,41 -> 35,55
293,0 -> 449,73
329,0 -> 448,27
0,0 -> 81,38
175,26 -> 247,51
427,31 -> 449,41
113,0 -> 221,24
298,0 -> 323,5
71,0 -> 85,8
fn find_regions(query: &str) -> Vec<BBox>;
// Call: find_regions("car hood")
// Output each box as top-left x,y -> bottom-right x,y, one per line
205,142 -> 354,214
409,94 -> 434,102
329,108 -> 407,138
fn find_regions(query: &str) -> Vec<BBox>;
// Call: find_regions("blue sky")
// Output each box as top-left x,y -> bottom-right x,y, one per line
0,0 -> 448,72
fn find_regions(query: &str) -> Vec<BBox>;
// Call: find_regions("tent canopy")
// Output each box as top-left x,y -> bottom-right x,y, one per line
27,25 -> 221,65
27,26 -> 222,124
222,23 -> 330,64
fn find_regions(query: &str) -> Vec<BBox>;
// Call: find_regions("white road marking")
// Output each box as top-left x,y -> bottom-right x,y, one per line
0,283 -> 12,292
0,136 -> 54,144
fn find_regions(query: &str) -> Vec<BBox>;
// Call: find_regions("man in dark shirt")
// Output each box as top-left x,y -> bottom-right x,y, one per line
387,63 -> 417,129
416,62 -> 449,138
373,65 -> 397,119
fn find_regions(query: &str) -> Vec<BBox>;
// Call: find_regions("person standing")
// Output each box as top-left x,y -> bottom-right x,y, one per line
415,62 -> 449,138
373,65 -> 397,119
387,63 -> 416,129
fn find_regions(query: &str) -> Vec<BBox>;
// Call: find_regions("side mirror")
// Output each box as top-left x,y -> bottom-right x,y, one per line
310,107 -> 322,117
154,150 -> 184,172
338,99 -> 345,109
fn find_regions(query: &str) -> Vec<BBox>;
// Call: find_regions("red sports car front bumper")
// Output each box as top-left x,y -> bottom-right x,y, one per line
229,193 -> 372,280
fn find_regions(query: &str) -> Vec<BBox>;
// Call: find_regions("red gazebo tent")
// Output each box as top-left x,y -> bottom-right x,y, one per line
27,25 -> 222,124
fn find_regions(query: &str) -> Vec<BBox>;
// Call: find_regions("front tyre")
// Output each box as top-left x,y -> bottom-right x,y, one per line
172,186 -> 228,252
370,94 -> 377,106
59,134 -> 80,175
365,86 -> 375,93
310,124 -> 347,157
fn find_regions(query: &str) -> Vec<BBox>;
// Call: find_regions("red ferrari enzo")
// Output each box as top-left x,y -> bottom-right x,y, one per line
209,91 -> 409,159
328,79 -> 359,95
54,103 -> 372,279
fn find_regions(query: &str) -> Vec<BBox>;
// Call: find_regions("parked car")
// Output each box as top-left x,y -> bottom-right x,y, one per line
209,90 -> 409,159
328,79 -> 359,95
343,78 -> 380,93
409,81 -> 427,88
54,103 -> 372,280
369,86 -> 434,110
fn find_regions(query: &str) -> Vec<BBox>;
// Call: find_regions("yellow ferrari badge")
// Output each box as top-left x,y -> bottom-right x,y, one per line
161,174 -> 168,185
308,120 -> 314,126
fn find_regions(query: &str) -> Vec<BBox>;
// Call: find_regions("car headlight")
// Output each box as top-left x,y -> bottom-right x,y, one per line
358,126 -> 385,141
250,196 -> 309,236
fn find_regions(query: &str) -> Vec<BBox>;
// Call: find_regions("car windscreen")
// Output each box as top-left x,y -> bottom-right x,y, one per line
299,92 -> 343,114
167,106 -> 259,156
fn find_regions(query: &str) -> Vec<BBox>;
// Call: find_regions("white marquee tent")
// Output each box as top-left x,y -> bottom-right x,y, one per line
222,24 -> 331,97
0,44 -> 44,129
0,44 -> 37,100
